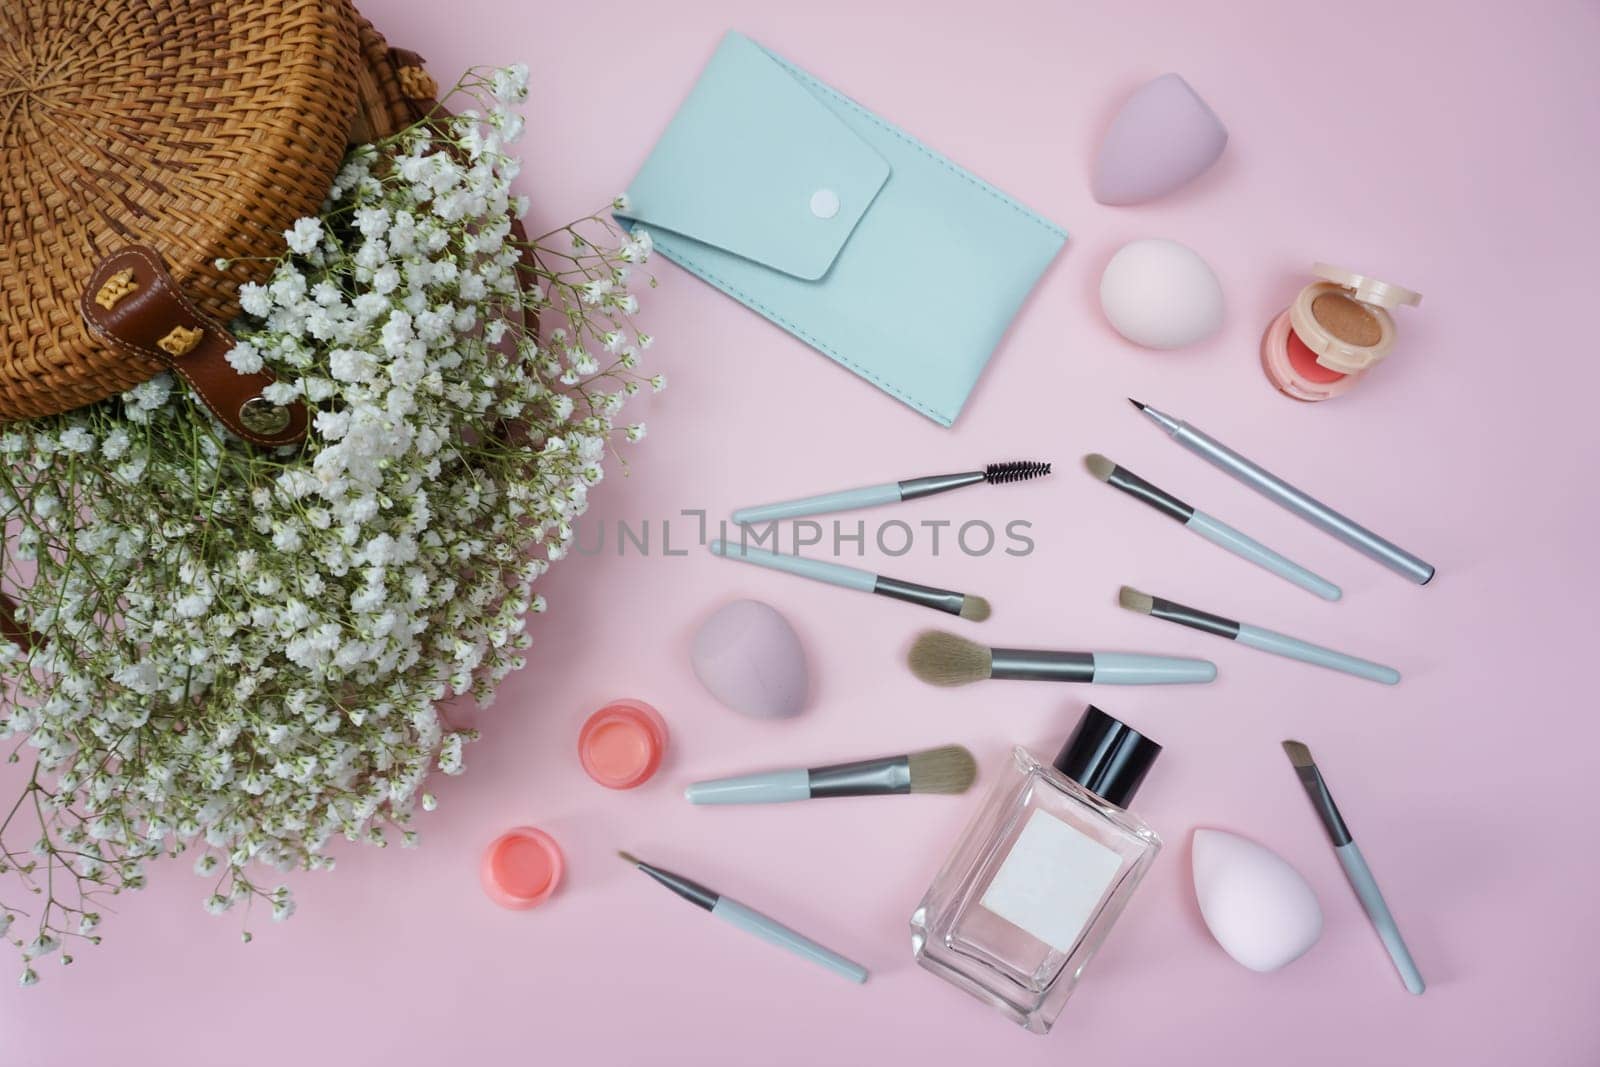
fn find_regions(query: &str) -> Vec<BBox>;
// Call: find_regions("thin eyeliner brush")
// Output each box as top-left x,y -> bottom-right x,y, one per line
1130,399 -> 1435,585
732,460 -> 1050,525
618,851 -> 869,983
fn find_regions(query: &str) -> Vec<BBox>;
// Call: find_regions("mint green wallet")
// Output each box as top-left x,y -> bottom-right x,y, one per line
616,32 -> 1066,426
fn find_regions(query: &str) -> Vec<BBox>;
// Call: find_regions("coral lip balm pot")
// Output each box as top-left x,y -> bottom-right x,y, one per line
579,698 -> 669,789
1262,263 -> 1421,401
482,827 -> 565,910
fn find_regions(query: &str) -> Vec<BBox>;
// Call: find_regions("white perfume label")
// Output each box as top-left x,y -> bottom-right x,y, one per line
979,808 -> 1123,953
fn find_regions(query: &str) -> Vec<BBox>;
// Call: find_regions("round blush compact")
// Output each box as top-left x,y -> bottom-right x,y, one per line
481,827 -> 565,910
1261,263 -> 1421,401
578,698 -> 668,789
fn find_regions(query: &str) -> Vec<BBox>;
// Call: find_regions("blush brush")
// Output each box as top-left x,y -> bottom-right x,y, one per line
732,460 -> 1051,525
907,629 -> 1216,687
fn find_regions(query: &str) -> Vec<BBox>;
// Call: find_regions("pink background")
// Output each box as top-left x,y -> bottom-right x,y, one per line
5,0 -> 1599,1063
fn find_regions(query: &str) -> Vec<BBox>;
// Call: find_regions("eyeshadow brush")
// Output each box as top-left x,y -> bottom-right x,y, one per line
710,539 -> 990,621
907,629 -> 1215,687
732,460 -> 1051,525
618,851 -> 869,984
1084,453 -> 1340,600
1117,586 -> 1399,684
1281,741 -> 1425,994
685,744 -> 977,805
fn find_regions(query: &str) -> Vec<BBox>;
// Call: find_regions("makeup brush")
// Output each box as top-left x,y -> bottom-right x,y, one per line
1118,586 -> 1400,685
685,744 -> 978,805
1131,399 -> 1434,585
1083,454 -> 1340,600
618,851 -> 869,983
907,629 -> 1216,687
710,540 -> 990,621
732,460 -> 1051,525
1281,741 -> 1425,994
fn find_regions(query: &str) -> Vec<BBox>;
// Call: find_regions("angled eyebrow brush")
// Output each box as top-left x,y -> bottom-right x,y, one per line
1281,741 -> 1425,994
732,460 -> 1050,525
1085,454 -> 1340,600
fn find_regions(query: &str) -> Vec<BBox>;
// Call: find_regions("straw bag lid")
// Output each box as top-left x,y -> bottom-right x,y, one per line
0,0 -> 361,434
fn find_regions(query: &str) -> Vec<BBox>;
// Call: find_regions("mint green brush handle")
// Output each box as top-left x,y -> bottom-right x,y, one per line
1336,841 -> 1425,994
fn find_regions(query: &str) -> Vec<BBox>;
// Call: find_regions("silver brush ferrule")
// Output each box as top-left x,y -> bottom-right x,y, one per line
1293,765 -> 1352,847
897,471 -> 986,501
873,575 -> 965,615
807,756 -> 913,798
988,648 -> 1096,682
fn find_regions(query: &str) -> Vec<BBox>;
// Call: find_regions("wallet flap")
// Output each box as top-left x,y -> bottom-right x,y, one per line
618,33 -> 889,281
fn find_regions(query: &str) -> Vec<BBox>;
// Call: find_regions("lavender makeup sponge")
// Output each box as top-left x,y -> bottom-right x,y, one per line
1094,73 -> 1228,206
691,599 -> 809,719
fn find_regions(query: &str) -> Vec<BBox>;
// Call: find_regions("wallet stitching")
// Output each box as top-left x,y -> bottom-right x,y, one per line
767,52 -> 1068,241
653,242 -> 954,425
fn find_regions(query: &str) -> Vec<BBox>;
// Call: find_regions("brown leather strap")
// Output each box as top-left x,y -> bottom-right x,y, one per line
0,591 -> 40,649
80,247 -> 308,448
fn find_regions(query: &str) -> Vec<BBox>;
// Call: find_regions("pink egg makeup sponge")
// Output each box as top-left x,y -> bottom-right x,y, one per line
1094,73 -> 1228,206
691,599 -> 809,719
1192,828 -> 1322,973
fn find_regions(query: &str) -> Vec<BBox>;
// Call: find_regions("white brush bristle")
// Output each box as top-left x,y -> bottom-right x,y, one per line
907,630 -> 993,687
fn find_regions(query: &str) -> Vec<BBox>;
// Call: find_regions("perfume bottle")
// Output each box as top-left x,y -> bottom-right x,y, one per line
910,706 -> 1162,1034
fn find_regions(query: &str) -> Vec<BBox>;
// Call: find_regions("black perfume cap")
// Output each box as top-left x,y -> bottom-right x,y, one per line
1052,706 -> 1161,808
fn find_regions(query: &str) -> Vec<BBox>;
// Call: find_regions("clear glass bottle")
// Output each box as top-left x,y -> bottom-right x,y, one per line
910,706 -> 1162,1034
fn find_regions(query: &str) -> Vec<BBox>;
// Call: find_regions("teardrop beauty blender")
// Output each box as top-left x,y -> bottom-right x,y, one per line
1094,74 -> 1228,206
1192,828 -> 1322,972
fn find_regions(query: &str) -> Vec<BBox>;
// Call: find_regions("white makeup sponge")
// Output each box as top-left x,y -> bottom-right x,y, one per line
1192,828 -> 1323,973
1099,238 -> 1224,349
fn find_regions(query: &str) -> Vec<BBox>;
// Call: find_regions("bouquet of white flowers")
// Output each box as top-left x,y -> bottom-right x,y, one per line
0,64 -> 658,983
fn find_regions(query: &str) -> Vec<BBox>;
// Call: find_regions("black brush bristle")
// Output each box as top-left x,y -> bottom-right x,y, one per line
984,460 -> 1051,485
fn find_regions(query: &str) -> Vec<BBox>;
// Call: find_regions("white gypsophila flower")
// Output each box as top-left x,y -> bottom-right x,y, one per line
225,341 -> 265,375
284,217 -> 323,255
0,64 -> 659,982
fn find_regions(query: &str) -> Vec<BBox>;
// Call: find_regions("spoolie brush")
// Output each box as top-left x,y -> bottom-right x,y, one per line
732,460 -> 1051,525
684,744 -> 977,804
907,629 -> 1216,687
711,540 -> 991,621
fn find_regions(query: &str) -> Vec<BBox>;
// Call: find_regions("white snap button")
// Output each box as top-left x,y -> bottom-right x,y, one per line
810,189 -> 840,219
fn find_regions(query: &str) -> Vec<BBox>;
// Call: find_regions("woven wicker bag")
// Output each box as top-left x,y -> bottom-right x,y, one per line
0,0 -> 370,446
